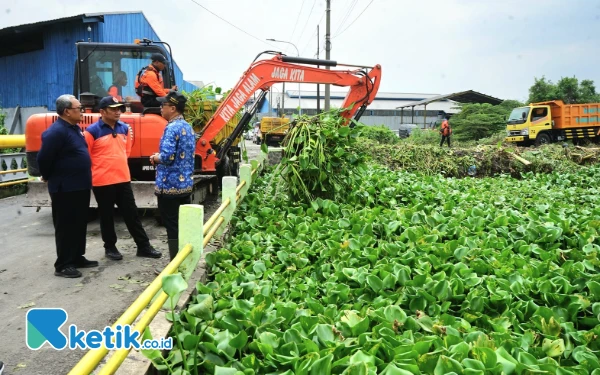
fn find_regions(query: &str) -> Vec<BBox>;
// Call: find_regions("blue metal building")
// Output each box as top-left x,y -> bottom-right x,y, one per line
0,12 -> 198,133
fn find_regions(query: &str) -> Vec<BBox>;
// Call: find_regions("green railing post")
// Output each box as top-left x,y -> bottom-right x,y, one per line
250,160 -> 260,181
260,149 -> 269,171
177,204 -> 205,281
217,176 -> 237,236
239,164 -> 251,198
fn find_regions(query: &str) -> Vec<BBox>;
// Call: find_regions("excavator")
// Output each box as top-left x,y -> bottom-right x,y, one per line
24,40 -> 382,208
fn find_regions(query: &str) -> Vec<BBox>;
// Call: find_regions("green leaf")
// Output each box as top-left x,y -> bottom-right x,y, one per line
310,353 -> 333,375
495,347 -> 518,374
230,330 -> 248,349
349,349 -> 375,365
316,324 -> 335,344
340,311 -> 370,336
587,281 -> 600,301
542,338 -> 565,357
338,126 -> 351,136
384,305 -> 407,324
214,366 -> 242,375
380,364 -> 414,375
434,355 -> 464,375
162,273 -> 188,297
183,334 -> 200,351
140,327 -> 161,361
187,294 -> 213,320
471,347 -> 497,369
259,331 -> 280,349
367,274 -> 384,292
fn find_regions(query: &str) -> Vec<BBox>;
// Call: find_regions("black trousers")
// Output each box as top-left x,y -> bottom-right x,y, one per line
141,95 -> 160,108
51,189 -> 90,271
440,136 -> 451,147
157,195 -> 191,240
92,182 -> 149,250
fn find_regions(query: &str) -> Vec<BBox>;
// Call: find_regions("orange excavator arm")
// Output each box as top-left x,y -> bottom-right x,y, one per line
196,53 -> 382,172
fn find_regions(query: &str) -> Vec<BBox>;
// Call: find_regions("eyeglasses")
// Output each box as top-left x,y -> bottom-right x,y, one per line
160,103 -> 175,108
67,106 -> 84,112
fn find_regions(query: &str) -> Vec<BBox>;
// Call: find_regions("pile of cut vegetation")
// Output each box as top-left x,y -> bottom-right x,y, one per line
268,111 -> 367,204
357,138 -> 600,178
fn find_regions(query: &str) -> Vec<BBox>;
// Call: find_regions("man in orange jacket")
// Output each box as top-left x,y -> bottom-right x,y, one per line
135,53 -> 177,108
84,96 -> 162,260
439,116 -> 452,147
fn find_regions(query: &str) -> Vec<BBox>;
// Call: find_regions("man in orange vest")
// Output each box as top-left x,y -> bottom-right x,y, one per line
439,116 -> 452,147
135,53 -> 177,108
84,96 -> 162,260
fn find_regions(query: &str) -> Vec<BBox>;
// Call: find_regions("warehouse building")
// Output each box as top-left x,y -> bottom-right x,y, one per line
0,12 -> 198,134
259,89 -> 502,131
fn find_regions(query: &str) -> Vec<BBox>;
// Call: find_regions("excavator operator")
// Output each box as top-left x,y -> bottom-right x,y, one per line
135,53 -> 177,108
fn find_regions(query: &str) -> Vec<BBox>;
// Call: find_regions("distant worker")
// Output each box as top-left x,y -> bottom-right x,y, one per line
135,53 -> 177,108
149,90 -> 195,261
84,96 -> 162,261
37,94 -> 96,278
108,71 -> 128,101
439,116 -> 452,147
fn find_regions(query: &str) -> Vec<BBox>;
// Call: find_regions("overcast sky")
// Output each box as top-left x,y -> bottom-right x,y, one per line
2,0 -> 599,102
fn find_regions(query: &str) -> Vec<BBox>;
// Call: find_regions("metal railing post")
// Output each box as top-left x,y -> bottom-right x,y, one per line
239,164 -> 251,198
177,204 -> 204,282
217,177 -> 237,236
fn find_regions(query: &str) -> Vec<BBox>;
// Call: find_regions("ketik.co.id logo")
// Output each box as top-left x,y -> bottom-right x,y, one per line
26,308 -> 171,350
26,308 -> 69,350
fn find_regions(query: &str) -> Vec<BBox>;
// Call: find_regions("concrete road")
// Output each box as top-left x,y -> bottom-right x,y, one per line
0,143 -> 263,374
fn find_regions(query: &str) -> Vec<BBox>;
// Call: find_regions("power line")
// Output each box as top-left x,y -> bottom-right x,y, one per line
289,0 -> 307,44
333,0 -> 359,36
295,0 -> 317,48
300,28 -> 318,56
332,0 -> 375,38
189,0 -> 276,48
299,10 -> 326,56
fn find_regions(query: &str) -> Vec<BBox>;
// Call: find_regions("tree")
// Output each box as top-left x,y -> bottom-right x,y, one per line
579,79 -> 600,103
450,100 -> 524,141
555,76 -> 580,104
528,76 -> 556,103
527,76 -> 600,104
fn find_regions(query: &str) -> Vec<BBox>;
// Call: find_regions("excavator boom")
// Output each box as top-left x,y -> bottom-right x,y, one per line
197,53 -> 382,171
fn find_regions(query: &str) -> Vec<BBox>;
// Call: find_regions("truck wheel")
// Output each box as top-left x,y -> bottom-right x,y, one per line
535,133 -> 551,147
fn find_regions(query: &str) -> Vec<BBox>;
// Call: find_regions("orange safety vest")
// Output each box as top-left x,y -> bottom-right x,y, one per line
441,120 -> 451,136
134,64 -> 169,98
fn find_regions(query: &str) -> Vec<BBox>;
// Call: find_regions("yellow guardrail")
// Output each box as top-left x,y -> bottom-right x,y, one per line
0,178 -> 29,187
71,153 -> 267,374
0,168 -> 27,175
68,244 -> 194,375
0,135 -> 25,149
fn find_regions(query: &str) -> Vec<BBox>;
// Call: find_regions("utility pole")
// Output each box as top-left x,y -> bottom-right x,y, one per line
281,82 -> 285,116
324,0 -> 331,111
316,24 -> 320,113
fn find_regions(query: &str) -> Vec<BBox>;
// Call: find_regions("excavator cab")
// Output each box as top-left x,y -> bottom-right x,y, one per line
74,41 -> 175,113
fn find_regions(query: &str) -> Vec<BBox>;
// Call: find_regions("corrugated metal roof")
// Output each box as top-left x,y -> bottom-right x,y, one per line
286,90 -> 443,101
396,90 -> 503,109
0,12 -> 142,36
0,12 -> 197,110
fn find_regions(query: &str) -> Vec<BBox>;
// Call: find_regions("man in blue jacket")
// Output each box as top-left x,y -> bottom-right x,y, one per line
37,94 -> 97,278
149,90 -> 195,261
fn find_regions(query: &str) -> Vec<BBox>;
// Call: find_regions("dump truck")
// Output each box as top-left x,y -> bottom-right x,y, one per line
505,100 -> 600,146
260,116 -> 290,146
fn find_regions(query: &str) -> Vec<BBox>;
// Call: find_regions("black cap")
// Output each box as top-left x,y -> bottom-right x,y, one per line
99,96 -> 124,109
157,90 -> 187,106
151,53 -> 167,64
